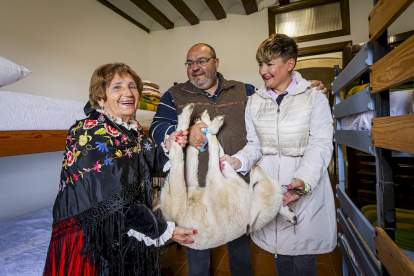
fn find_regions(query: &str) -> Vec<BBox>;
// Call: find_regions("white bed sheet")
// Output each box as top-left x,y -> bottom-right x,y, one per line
0,205 -> 52,276
341,89 -> 413,130
0,90 -> 155,131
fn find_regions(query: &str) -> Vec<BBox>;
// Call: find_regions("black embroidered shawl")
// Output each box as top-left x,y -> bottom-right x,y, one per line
44,104 -> 168,276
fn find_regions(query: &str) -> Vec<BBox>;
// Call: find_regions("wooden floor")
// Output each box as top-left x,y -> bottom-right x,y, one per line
160,240 -> 343,276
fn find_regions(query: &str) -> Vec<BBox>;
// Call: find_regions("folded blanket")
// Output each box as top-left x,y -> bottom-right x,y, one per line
346,83 -> 414,98
138,101 -> 157,112
362,205 -> 414,251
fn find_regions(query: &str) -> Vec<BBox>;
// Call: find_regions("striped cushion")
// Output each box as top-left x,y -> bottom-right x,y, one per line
362,205 -> 414,251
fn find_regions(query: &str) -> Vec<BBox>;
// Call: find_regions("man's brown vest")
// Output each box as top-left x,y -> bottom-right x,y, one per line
169,73 -> 249,187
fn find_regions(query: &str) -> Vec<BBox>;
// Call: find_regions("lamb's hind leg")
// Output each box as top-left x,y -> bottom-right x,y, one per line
161,103 -> 194,218
186,110 -> 212,187
176,103 -> 194,131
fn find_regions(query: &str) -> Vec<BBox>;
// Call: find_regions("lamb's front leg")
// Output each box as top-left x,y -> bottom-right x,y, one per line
205,115 -> 225,181
185,144 -> 199,187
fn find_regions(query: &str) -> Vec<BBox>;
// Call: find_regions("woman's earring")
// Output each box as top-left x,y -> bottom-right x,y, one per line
98,103 -> 105,122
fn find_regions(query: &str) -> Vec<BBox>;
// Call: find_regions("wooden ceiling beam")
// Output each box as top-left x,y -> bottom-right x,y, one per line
131,0 -> 174,30
204,0 -> 226,20
167,0 -> 199,25
96,0 -> 149,33
241,0 -> 258,15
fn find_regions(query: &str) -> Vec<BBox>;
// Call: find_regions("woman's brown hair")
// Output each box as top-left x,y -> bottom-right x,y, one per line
256,34 -> 298,64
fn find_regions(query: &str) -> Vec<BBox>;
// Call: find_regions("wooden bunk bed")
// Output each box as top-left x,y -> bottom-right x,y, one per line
332,0 -> 414,275
0,129 -> 150,157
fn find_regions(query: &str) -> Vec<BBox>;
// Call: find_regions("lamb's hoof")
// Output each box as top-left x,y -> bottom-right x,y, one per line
200,109 -> 211,125
287,210 -> 298,225
184,103 -> 194,111
281,205 -> 297,225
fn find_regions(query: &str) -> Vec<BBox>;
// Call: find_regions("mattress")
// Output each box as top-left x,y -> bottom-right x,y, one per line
0,90 -> 155,131
341,89 -> 413,130
0,205 -> 52,276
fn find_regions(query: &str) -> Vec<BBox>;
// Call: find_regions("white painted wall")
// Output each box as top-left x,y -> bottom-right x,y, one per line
149,0 -> 414,92
0,0 -> 151,222
0,0 -> 151,102
149,9 -> 269,91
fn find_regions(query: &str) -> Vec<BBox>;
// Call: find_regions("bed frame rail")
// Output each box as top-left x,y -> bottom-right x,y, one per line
337,185 -> 376,253
369,0 -> 414,42
338,234 -> 361,276
375,227 -> 414,276
370,34 -> 414,93
372,114 -> 414,154
0,129 -> 150,157
333,87 -> 375,118
332,42 -> 374,95
0,130 -> 67,157
335,130 -> 375,155
337,208 -> 381,276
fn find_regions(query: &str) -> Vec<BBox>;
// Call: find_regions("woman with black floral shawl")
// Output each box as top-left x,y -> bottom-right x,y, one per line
43,63 -> 195,276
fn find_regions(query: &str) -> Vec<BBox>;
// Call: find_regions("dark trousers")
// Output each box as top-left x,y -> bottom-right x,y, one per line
186,234 -> 252,276
274,254 -> 317,276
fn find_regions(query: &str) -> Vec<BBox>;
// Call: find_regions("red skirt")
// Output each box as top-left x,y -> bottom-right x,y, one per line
44,217 -> 97,276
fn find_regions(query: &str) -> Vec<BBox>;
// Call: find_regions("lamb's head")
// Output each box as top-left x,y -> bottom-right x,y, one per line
249,165 -> 268,187
208,115 -> 225,134
249,165 -> 297,228
248,165 -> 285,232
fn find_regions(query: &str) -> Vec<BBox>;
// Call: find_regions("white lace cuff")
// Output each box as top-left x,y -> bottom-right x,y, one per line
232,153 -> 247,173
127,221 -> 175,247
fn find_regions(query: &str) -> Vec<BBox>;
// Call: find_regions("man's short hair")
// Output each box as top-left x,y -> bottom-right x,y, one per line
193,43 -> 217,58
256,34 -> 298,64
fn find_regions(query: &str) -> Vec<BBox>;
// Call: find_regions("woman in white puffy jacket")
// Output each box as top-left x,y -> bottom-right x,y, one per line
220,34 -> 336,276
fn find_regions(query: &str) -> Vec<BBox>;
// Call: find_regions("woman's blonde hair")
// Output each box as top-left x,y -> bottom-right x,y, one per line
89,63 -> 142,109
256,34 -> 298,64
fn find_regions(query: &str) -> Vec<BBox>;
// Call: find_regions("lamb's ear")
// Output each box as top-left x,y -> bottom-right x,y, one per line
246,224 -> 251,236
249,205 -> 260,232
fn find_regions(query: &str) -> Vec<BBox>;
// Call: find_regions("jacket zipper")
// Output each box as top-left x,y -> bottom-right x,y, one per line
275,103 -> 281,258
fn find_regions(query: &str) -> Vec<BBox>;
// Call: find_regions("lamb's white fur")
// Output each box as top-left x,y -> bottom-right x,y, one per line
160,104 -> 296,250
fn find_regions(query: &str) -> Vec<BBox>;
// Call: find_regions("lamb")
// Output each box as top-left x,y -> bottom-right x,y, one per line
160,103 -> 296,250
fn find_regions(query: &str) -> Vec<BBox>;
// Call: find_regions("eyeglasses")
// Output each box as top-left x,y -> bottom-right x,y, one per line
184,57 -> 216,69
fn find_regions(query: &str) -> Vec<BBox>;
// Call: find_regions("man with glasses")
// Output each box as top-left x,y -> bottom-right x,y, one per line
150,43 -> 326,276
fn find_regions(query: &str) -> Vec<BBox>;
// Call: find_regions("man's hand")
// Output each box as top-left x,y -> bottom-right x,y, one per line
283,179 -> 305,207
309,80 -> 327,94
219,154 -> 242,170
188,123 -> 208,149
171,226 -> 196,245
165,130 -> 188,151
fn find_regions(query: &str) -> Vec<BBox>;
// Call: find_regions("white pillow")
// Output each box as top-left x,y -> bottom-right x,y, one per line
0,56 -> 32,87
